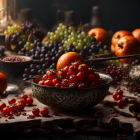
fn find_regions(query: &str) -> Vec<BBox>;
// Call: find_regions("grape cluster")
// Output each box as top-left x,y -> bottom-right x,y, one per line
23,41 -> 66,78
0,47 -> 5,57
42,23 -> 110,58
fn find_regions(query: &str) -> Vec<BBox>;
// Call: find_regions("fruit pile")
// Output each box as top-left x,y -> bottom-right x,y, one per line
104,64 -> 130,84
112,87 -> 136,108
0,93 -> 49,118
0,46 -> 5,58
36,62 -> 105,87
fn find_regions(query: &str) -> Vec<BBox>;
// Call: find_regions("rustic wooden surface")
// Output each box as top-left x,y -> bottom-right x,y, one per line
0,84 -> 140,140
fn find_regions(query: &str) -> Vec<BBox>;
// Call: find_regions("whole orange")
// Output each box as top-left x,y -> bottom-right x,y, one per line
132,28 -> 140,42
0,73 -> 7,94
111,30 -> 132,49
56,52 -> 85,71
114,36 -> 140,63
88,28 -> 111,47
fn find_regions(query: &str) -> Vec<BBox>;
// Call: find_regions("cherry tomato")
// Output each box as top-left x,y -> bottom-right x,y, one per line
78,64 -> 88,72
32,108 -> 40,116
88,74 -> 96,82
44,79 -> 54,86
46,69 -> 57,80
3,106 -> 12,115
20,94 -> 28,100
63,66 -> 69,73
88,67 -> 94,75
8,98 -> 16,105
55,83 -> 61,87
40,107 -> 49,116
10,104 -> 18,112
91,81 -> 99,86
17,103 -> 25,111
78,82 -> 87,88
69,75 -> 78,83
76,72 -> 86,81
52,78 -> 60,85
18,99 -> 26,106
117,100 -> 123,107
38,81 -> 44,85
26,97 -> 33,105
94,73 -> 100,79
61,79 -> 69,87
68,66 -> 78,75
69,83 -> 77,88
116,95 -> 122,100
57,70 -> 67,79
0,102 -> 6,111
73,61 -> 81,69
43,74 -> 48,79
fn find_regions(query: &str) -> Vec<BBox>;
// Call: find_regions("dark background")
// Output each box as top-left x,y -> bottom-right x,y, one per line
16,0 -> 140,34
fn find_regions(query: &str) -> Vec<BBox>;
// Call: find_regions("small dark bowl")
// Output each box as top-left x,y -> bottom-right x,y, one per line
29,73 -> 113,111
0,55 -> 33,83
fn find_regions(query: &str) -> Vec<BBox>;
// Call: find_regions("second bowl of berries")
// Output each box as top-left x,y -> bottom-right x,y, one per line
28,63 -> 113,111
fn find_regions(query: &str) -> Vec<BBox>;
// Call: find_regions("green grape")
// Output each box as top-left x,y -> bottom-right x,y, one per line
59,46 -> 64,50
57,27 -> 62,32
54,35 -> 57,40
109,60 -> 114,64
71,32 -> 76,36
81,31 -> 85,35
59,23 -> 63,27
7,26 -> 11,30
45,41 -> 49,45
75,46 -> 79,50
59,31 -> 64,37
115,59 -> 120,64
14,30 -> 18,34
73,42 -> 77,46
18,51 -> 21,55
55,30 -> 59,34
47,32 -> 51,35
68,29 -> 72,34
77,34 -> 81,39
50,32 -> 54,36
49,40 -> 53,43
99,49 -> 104,54
78,39 -> 82,43
64,34 -> 68,38
63,44 -> 66,48
83,38 -> 87,43
50,36 -> 54,40
24,45 -> 26,48
71,36 -> 76,42
4,30 -> 8,35
62,25 -> 66,30
26,46 -> 30,51
22,38 -> 26,43
23,34 -> 27,39
104,50 -> 109,53
86,42 -> 91,46
26,42 -> 30,47
30,43 -> 35,48
65,41 -> 69,45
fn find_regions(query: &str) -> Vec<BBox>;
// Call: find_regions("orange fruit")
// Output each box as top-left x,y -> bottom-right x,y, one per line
56,52 -> 85,71
0,73 -> 7,94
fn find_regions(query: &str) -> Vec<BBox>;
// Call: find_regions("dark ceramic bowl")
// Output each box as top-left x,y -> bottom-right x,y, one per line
0,55 -> 33,83
29,73 -> 113,111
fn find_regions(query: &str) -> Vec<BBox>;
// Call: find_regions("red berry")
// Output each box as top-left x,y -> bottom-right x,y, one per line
26,97 -> 33,105
91,81 -> 98,86
8,98 -> 16,105
124,97 -> 129,104
0,102 -> 6,111
117,100 -> 123,107
40,107 -> 49,116
116,95 -> 122,100
112,93 -> 117,100
117,89 -> 123,96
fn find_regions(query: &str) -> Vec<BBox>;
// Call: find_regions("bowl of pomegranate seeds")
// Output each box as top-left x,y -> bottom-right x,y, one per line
27,62 -> 113,111
0,55 -> 33,82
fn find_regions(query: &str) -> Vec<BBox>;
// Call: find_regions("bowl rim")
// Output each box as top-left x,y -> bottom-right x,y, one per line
0,55 -> 33,63
29,73 -> 114,89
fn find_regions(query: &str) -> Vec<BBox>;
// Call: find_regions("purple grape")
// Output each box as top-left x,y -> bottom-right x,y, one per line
103,45 -> 109,50
30,49 -> 35,54
77,30 -> 81,34
33,30 -> 39,36
30,64 -> 36,69
13,34 -> 18,40
40,58 -> 45,63
27,23 -> 35,30
135,59 -> 140,64
0,47 -> 5,54
17,32 -> 21,37
36,65 -> 42,70
91,37 -> 96,42
18,41 -> 24,48
83,46 -> 89,52
42,63 -> 49,69
35,50 -> 41,54
44,45 -> 49,50
58,43 -> 63,47
49,43 -> 54,49
21,26 -> 27,32
30,69 -> 37,74
40,54 -> 45,58
13,46 -> 20,52
45,57 -> 52,63
23,73 -> 29,78
45,54 -> 51,58
88,49 -> 92,55
29,75 -> 33,78
34,53 -> 40,59
72,48 -> 77,52
24,68 -> 30,74
21,48 -> 26,53
25,53 -> 30,56
11,38 -> 17,44
67,47 -> 72,52
69,43 -> 74,49
91,44 -> 97,52
50,63 -> 56,69
52,56 -> 57,63
41,49 -> 47,54
54,43 -> 58,48
36,42 -> 42,47
97,41 -> 103,48
41,70 -> 46,74
38,69 -> 42,74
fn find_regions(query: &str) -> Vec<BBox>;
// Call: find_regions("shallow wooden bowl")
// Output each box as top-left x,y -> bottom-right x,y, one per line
29,73 -> 113,111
